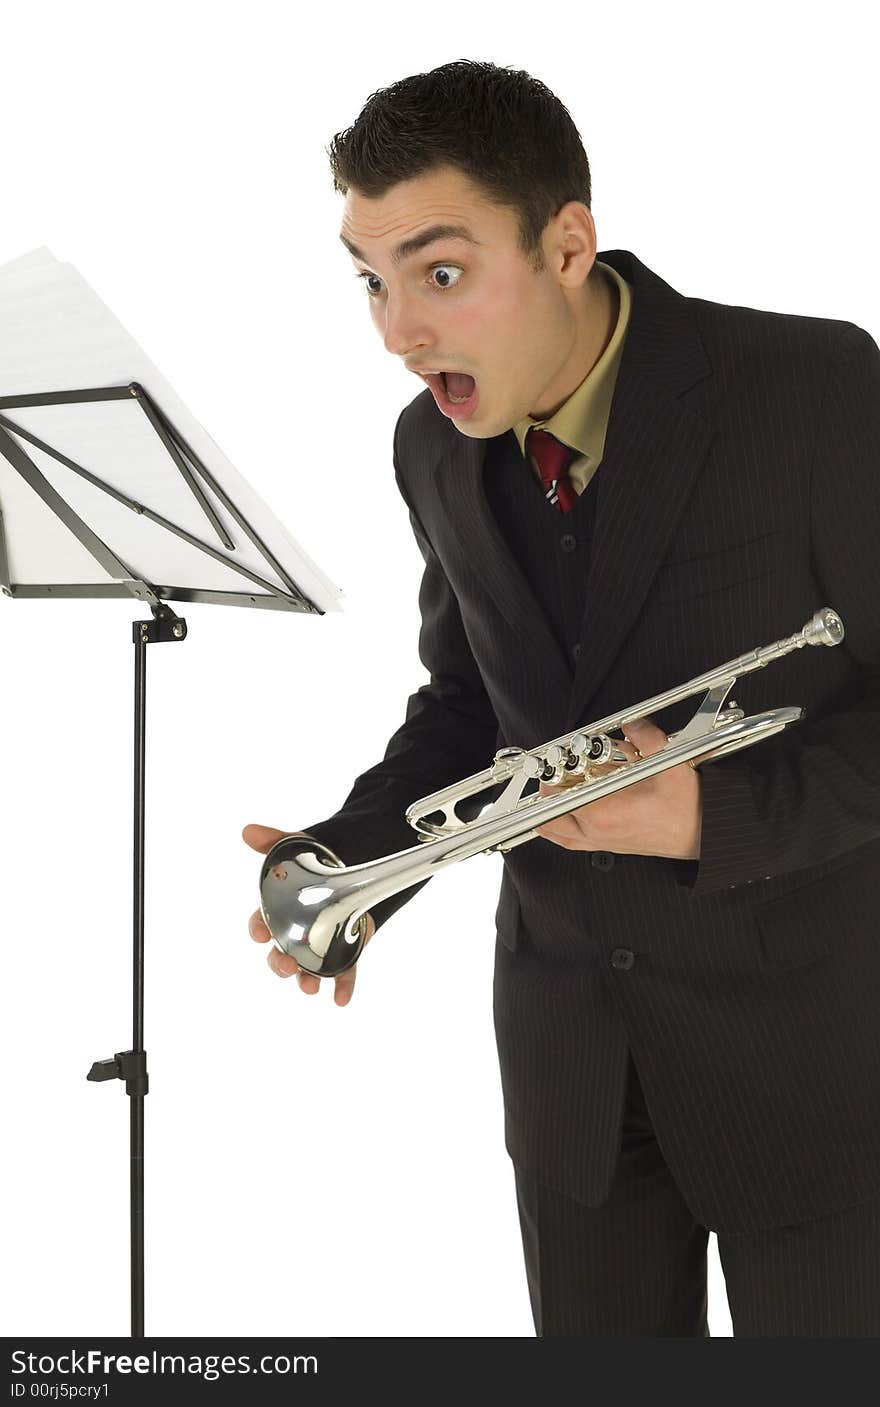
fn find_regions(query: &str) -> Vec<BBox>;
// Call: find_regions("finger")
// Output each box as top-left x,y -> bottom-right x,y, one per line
242,823 -> 289,854
603,739 -> 640,767
537,779 -> 591,841
334,966 -> 357,1006
266,945 -> 321,993
296,969 -> 321,995
267,942 -> 322,992
248,908 -> 271,943
622,716 -> 668,756
536,812 -> 582,843
333,913 -> 376,1003
267,944 -> 300,979
536,823 -> 579,846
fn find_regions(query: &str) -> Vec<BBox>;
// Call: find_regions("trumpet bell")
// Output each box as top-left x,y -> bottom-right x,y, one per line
259,833 -> 369,978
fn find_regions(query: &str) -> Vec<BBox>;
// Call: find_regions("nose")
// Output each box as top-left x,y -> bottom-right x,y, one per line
380,291 -> 434,359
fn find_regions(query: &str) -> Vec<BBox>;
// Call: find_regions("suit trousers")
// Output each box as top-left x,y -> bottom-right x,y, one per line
513,1047 -> 880,1336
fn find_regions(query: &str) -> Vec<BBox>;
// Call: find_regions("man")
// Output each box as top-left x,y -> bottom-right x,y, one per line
244,60 -> 880,1335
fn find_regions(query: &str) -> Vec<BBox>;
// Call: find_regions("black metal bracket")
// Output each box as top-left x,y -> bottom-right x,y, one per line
87,1049 -> 149,1097
0,380 -> 321,615
133,601 -> 188,644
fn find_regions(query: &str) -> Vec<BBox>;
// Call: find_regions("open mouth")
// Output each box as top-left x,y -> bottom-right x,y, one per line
420,370 -> 479,418
442,371 -> 475,403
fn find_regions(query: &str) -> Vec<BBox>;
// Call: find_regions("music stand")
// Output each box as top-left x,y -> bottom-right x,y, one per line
0,248 -> 343,1337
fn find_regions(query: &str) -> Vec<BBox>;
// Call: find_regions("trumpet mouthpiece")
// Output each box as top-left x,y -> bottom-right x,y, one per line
804,608 -> 845,648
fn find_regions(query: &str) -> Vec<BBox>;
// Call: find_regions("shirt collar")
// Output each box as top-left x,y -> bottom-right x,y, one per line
511,259 -> 632,463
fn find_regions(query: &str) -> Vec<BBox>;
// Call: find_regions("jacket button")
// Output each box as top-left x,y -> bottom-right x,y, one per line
592,850 -> 615,870
572,642 -> 582,660
560,533 -> 577,553
610,948 -> 635,970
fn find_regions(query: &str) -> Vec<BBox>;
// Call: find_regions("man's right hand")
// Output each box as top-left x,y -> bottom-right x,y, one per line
242,823 -> 376,1006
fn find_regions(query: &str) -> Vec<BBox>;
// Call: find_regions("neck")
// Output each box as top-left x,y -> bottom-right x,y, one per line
529,265 -> 619,420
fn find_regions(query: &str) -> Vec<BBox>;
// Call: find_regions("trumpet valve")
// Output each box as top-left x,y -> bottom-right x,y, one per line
492,746 -> 543,781
564,731 -> 613,763
587,733 -> 614,763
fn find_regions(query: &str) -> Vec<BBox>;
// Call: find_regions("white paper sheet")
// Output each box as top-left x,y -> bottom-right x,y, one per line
0,248 -> 344,612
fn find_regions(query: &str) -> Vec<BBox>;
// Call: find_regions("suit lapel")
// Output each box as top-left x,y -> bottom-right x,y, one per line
433,249 -> 716,736
436,430 -> 575,702
564,251 -> 715,728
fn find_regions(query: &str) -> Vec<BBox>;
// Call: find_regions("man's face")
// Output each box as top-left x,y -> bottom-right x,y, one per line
339,163 -> 595,438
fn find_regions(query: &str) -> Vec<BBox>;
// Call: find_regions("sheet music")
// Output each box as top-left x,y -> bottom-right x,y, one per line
0,247 -> 344,612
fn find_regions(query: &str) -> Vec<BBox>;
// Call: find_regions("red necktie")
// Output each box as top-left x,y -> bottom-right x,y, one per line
526,427 -> 578,513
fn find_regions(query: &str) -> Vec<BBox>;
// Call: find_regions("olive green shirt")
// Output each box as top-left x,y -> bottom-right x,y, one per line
512,259 -> 633,494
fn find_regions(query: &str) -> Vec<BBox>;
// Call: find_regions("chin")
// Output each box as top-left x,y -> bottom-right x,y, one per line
453,420 -> 500,441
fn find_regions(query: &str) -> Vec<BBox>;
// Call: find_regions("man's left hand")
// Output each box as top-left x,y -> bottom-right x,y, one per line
534,716 -> 702,860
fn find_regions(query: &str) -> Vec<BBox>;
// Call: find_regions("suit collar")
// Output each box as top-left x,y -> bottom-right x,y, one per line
597,249 -> 712,396
434,249 -> 716,738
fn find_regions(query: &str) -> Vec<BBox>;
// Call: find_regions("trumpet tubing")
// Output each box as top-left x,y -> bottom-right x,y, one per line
259,607 -> 844,978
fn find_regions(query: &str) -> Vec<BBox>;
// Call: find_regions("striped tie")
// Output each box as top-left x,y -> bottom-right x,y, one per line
526,427 -> 578,513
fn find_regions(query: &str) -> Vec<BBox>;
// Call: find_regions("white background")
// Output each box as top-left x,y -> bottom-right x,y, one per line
1,0 -> 877,1340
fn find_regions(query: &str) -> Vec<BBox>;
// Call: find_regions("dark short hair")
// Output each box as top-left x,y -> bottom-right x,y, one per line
326,59 -> 592,275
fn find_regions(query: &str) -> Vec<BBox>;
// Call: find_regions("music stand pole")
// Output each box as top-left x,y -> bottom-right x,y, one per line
1,366 -> 331,1335
86,602 -> 187,1338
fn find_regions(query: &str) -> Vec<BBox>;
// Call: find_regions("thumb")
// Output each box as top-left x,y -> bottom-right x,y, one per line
241,823 -> 289,855
622,715 -> 668,757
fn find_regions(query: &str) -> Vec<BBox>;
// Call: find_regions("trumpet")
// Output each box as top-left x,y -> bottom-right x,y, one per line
259,607 -> 845,978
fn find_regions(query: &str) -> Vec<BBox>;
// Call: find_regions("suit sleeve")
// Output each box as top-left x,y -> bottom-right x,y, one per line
300,410 -> 501,933
686,321 -> 880,897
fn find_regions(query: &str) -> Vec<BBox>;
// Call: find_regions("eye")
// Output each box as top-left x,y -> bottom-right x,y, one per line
427,264 -> 464,291
355,264 -> 464,297
357,272 -> 384,297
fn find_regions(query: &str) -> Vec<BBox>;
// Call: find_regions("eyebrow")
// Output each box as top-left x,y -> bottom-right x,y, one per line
339,223 -> 482,269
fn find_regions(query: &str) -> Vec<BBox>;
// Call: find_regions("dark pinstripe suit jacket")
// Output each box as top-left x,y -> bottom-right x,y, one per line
305,249 -> 880,1235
